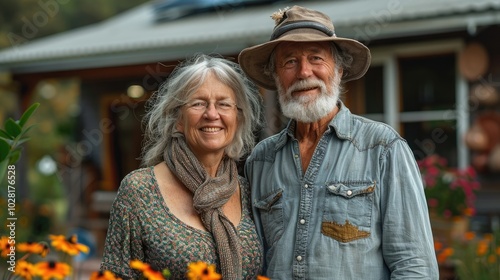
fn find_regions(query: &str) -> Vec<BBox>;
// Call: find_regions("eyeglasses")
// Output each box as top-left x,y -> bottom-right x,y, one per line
184,99 -> 239,114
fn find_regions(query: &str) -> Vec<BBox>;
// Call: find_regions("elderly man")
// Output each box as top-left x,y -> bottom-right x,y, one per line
239,5 -> 439,279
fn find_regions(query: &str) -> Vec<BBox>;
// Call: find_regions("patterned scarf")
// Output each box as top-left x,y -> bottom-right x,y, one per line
165,136 -> 242,279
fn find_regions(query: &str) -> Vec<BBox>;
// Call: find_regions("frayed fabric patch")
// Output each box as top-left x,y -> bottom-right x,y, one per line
321,220 -> 370,242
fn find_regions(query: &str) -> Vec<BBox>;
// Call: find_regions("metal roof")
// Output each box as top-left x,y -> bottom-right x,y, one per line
1,0 -> 499,73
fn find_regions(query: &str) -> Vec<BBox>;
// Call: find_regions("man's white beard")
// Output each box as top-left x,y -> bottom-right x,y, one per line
276,71 -> 341,123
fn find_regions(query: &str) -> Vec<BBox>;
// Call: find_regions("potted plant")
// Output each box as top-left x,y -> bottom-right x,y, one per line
417,154 -> 480,244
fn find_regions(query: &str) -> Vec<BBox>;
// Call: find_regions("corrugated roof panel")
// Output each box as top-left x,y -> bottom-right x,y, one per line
1,0 -> 499,72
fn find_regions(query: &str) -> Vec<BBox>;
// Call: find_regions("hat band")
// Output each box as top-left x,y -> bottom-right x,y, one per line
270,21 -> 335,40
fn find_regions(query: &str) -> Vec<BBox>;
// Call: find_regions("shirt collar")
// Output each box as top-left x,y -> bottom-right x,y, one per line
329,101 -> 353,141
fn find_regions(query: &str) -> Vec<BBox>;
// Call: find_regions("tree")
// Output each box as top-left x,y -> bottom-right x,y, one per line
0,0 -> 149,50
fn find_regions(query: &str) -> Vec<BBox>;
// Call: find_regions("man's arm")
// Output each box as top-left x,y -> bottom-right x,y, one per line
380,140 -> 439,279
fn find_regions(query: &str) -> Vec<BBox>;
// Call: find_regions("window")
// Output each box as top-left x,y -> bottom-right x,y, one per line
399,54 -> 458,165
344,65 -> 384,121
353,40 -> 469,168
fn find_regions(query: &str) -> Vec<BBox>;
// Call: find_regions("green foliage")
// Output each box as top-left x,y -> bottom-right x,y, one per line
0,0 -> 149,49
0,103 -> 39,182
452,231 -> 500,280
0,103 -> 47,242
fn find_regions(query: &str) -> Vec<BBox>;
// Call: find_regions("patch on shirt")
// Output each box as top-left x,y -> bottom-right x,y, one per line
321,220 -> 370,242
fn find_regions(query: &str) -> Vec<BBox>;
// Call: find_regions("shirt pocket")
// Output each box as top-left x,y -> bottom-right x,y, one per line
254,188 -> 284,247
321,182 -> 375,242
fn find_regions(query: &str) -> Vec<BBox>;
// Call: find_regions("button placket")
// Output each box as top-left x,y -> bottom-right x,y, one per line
293,182 -> 313,278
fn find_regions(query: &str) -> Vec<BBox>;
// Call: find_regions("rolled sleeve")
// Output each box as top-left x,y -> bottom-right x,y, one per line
380,140 -> 439,279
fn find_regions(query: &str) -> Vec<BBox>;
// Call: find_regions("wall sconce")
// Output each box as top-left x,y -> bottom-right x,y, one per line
127,85 -> 145,98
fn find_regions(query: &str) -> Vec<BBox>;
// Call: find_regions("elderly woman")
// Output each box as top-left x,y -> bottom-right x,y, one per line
101,54 -> 263,279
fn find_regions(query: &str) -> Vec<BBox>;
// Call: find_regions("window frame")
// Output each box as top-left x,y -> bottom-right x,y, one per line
368,39 -> 469,168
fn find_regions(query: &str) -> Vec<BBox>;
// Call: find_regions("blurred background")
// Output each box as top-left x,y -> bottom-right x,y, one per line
1,0 -> 500,278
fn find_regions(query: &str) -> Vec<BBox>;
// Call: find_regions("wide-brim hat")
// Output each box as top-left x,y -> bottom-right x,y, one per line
238,5 -> 371,90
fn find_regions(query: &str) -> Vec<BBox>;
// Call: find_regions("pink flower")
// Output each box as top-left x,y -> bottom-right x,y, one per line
428,198 -> 439,208
443,209 -> 453,218
428,166 -> 440,176
417,155 -> 480,218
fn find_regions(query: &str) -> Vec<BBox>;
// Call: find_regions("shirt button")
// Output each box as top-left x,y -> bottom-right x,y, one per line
300,219 -> 306,224
304,184 -> 309,188
296,255 -> 302,261
347,190 -> 353,196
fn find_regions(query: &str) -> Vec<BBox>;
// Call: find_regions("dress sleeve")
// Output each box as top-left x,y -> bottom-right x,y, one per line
100,174 -> 144,279
380,139 -> 439,279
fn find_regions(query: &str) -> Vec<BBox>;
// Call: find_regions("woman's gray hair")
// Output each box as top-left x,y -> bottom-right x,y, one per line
141,54 -> 263,166
264,42 -> 354,79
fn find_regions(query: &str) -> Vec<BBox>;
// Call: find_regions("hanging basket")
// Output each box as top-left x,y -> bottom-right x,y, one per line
458,42 -> 489,81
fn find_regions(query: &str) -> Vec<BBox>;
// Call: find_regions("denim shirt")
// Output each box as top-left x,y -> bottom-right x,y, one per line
245,103 -> 439,279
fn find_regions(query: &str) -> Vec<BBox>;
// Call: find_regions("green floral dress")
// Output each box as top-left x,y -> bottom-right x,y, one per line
100,167 -> 263,279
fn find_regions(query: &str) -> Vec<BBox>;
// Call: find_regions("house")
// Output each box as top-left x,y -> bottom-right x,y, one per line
1,0 -> 500,254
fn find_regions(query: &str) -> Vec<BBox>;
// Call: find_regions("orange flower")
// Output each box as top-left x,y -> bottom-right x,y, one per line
483,233 -> 494,242
463,231 -> 476,241
496,246 -> 500,256
463,207 -> 475,216
49,234 -> 89,256
488,254 -> 497,263
18,241 -> 50,257
35,261 -> 71,280
434,241 -> 443,251
186,261 -> 221,280
130,259 -> 150,271
257,276 -> 271,280
0,236 -> 15,258
90,270 -> 123,280
129,259 -> 166,280
143,269 -> 166,280
477,240 -> 489,256
437,247 -> 454,264
13,260 -> 37,280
